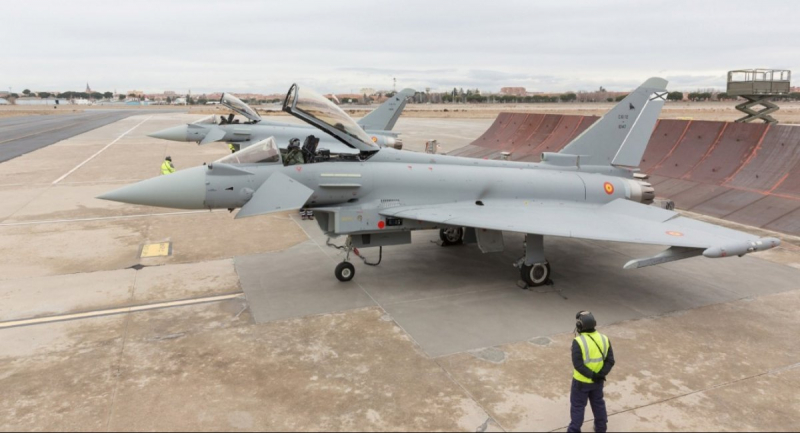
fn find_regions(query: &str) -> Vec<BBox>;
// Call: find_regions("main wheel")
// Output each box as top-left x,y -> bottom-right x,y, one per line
335,262 -> 355,282
439,227 -> 464,246
521,262 -> 551,287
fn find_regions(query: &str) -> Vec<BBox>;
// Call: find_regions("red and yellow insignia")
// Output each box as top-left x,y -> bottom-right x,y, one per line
371,136 -> 378,143
603,182 -> 614,195
666,231 -> 684,237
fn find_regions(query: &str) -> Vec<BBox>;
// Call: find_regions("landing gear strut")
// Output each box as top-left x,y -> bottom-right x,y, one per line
516,234 -> 552,287
439,227 -> 464,246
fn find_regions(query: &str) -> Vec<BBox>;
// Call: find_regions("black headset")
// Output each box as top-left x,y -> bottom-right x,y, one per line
575,310 -> 596,332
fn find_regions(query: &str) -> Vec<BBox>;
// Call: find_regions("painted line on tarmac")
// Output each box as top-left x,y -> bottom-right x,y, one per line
0,293 -> 244,329
52,115 -> 153,185
0,209 -> 220,227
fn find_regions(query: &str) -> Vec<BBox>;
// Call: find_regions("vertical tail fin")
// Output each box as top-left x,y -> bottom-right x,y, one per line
357,88 -> 415,131
560,77 -> 668,167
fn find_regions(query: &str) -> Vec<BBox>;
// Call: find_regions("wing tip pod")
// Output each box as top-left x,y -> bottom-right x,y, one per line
703,237 -> 781,258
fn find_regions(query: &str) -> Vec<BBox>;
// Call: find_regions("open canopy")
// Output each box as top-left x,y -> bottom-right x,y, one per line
220,93 -> 262,123
283,84 -> 378,153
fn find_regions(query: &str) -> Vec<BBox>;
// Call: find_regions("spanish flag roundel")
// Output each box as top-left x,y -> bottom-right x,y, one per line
603,182 -> 614,195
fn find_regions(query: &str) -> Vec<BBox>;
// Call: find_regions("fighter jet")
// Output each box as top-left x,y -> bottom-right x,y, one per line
148,89 -> 416,154
100,79 -> 780,285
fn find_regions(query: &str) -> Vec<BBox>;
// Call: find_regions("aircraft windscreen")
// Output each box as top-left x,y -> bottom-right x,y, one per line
293,87 -> 376,148
215,137 -> 280,164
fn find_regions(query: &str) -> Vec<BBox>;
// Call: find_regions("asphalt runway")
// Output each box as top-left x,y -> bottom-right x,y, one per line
0,110 -> 158,163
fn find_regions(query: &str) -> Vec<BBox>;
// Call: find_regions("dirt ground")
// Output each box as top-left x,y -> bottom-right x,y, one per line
5,100 -> 800,123
193,101 -> 800,123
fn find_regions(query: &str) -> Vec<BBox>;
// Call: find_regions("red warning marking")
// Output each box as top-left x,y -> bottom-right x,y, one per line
295,166 -> 302,172
428,167 -> 433,171
407,165 -> 412,170
666,231 -> 684,237
377,221 -> 385,229
603,182 -> 614,195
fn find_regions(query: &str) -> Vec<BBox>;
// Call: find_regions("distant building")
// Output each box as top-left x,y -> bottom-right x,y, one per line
500,87 -> 527,96
791,86 -> 800,93
360,88 -> 377,96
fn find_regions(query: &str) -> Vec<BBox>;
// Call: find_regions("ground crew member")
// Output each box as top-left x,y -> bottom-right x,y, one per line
228,143 -> 237,154
568,311 -> 615,433
284,138 -> 304,166
161,156 -> 175,175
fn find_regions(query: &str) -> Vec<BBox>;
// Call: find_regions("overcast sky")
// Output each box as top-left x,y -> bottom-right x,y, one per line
3,0 -> 798,95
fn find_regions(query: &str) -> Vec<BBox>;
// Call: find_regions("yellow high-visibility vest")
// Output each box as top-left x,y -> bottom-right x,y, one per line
228,143 -> 236,153
161,161 -> 175,175
573,331 -> 609,383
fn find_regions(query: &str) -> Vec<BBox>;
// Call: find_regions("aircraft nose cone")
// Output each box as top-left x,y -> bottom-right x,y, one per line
97,166 -> 207,209
148,125 -> 191,142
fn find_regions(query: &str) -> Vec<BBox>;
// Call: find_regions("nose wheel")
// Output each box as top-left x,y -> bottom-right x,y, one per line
335,262 -> 355,282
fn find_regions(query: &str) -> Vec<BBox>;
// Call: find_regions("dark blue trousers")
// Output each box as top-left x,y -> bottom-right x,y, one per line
568,379 -> 607,433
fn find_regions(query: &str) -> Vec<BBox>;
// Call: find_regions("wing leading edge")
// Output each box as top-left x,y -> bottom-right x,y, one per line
379,199 -> 780,268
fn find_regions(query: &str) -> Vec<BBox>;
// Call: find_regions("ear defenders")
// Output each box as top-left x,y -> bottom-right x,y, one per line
576,310 -> 596,332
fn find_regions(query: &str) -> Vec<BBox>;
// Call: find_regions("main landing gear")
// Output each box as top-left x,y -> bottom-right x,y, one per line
515,234 -> 552,287
439,227 -> 464,246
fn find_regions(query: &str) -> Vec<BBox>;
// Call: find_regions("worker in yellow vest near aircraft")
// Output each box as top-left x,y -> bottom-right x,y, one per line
568,311 -> 615,433
161,156 -> 175,175
228,143 -> 237,154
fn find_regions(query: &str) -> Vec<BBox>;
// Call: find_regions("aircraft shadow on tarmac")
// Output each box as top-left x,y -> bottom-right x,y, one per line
236,218 -> 800,357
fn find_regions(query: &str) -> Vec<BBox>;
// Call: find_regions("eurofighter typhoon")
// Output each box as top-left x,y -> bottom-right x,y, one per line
148,89 -> 416,154
99,79 -> 780,285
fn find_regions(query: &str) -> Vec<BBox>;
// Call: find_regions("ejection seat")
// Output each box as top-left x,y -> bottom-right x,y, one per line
302,135 -> 320,162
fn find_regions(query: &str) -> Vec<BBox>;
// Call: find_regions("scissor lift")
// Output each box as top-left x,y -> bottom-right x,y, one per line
727,69 -> 791,124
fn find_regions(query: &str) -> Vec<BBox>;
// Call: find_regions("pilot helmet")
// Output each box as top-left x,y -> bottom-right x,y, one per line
575,310 -> 596,332
288,138 -> 300,149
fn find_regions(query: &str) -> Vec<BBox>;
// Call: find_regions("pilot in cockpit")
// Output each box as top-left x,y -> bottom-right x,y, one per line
284,138 -> 305,166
